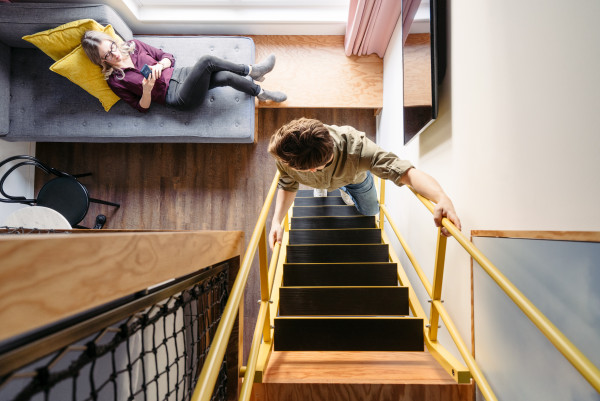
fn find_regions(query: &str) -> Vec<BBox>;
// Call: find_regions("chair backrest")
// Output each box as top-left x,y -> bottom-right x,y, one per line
0,155 -> 68,204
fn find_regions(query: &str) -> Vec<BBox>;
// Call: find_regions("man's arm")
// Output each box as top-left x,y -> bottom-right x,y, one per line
399,168 -> 461,236
268,188 -> 297,249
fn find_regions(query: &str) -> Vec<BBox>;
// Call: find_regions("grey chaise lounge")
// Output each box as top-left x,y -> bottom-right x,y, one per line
0,2 -> 256,143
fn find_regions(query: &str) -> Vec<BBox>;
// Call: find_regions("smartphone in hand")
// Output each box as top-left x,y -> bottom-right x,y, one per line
140,64 -> 151,79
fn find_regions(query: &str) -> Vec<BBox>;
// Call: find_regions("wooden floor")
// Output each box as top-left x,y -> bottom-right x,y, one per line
35,108 -> 377,356
252,351 -> 473,401
251,36 -> 383,109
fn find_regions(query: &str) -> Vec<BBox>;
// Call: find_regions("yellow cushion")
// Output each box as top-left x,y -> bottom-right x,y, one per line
50,25 -> 122,112
22,19 -> 106,61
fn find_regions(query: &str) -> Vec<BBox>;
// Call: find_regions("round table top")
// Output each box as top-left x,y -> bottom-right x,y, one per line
3,206 -> 72,230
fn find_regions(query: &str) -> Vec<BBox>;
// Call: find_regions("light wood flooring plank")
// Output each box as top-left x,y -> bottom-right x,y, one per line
252,36 -> 383,109
252,351 -> 473,401
263,351 -> 461,384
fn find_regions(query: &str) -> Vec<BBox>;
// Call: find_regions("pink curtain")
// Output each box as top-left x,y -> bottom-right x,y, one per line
344,0 -> 403,58
402,0 -> 422,45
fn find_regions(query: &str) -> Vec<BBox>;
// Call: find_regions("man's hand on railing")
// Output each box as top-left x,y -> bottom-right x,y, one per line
268,188 -> 296,250
399,168 -> 462,237
269,223 -> 283,250
433,195 -> 461,237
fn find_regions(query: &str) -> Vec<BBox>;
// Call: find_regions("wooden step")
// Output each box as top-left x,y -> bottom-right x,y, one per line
289,228 -> 381,244
287,244 -> 388,263
296,189 -> 340,197
283,263 -> 398,286
291,216 -> 376,229
294,196 -> 346,206
251,351 -> 474,401
274,317 -> 424,351
292,205 -> 360,217
279,286 -> 408,316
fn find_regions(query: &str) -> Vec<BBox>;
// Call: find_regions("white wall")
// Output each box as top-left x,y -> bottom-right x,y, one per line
378,0 -> 600,396
0,142 -> 36,225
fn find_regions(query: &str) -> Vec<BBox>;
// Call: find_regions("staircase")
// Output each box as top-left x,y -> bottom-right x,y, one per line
252,190 -> 473,401
275,189 -> 423,352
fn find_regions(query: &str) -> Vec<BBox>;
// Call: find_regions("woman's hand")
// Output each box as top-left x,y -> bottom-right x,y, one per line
139,69 -> 157,109
141,64 -> 164,93
150,63 -> 164,80
141,69 -> 157,94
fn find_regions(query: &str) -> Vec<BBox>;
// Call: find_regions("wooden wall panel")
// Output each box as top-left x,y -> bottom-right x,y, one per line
0,231 -> 243,342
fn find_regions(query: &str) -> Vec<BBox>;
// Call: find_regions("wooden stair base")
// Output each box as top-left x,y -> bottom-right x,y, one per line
251,351 -> 473,401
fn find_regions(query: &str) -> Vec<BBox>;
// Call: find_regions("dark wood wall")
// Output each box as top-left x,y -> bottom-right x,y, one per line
36,107 -> 377,358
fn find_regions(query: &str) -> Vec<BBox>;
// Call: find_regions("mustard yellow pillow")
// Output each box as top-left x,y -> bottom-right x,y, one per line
50,25 -> 122,112
22,19 -> 106,61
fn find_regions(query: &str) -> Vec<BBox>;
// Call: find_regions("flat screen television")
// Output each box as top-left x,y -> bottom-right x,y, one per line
402,0 -> 447,144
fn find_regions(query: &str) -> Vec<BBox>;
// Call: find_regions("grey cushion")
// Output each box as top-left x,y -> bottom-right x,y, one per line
0,2 -> 133,48
0,42 -> 9,136
5,36 -> 256,143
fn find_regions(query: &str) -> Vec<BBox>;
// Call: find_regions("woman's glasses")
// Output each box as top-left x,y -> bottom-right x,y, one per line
103,41 -> 117,61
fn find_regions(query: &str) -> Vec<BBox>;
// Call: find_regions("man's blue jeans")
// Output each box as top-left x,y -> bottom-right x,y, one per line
340,171 -> 380,216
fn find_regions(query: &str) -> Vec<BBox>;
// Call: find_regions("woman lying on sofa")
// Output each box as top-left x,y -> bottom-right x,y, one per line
81,31 -> 286,113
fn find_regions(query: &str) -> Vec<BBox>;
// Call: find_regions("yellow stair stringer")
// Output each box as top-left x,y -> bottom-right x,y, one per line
383,230 -> 472,383
254,228 -> 289,382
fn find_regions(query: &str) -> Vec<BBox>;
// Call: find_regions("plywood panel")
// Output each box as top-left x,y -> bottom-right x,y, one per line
252,36 -> 383,108
0,230 -> 243,342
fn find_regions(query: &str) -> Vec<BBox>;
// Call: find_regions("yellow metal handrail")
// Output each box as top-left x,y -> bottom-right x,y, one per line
377,176 -> 600,400
191,172 -> 281,401
410,188 -> 600,394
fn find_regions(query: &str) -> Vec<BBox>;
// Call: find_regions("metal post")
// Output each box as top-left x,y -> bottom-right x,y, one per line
378,177 -> 386,230
258,226 -> 272,343
428,228 -> 447,341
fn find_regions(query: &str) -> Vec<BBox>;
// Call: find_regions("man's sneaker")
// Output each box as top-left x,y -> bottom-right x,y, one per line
340,190 -> 355,206
314,188 -> 327,197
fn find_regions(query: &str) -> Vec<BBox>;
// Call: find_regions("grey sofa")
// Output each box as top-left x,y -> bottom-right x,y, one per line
0,2 -> 256,143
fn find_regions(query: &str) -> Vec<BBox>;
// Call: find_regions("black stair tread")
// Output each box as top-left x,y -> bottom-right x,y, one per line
283,263 -> 398,286
279,286 -> 409,316
294,196 -> 346,206
287,244 -> 389,263
293,205 -> 361,217
274,317 -> 424,351
297,189 -> 341,197
291,216 -> 377,229
289,228 -> 381,244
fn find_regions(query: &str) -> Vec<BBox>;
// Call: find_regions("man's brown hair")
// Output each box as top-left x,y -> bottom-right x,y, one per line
268,118 -> 334,170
